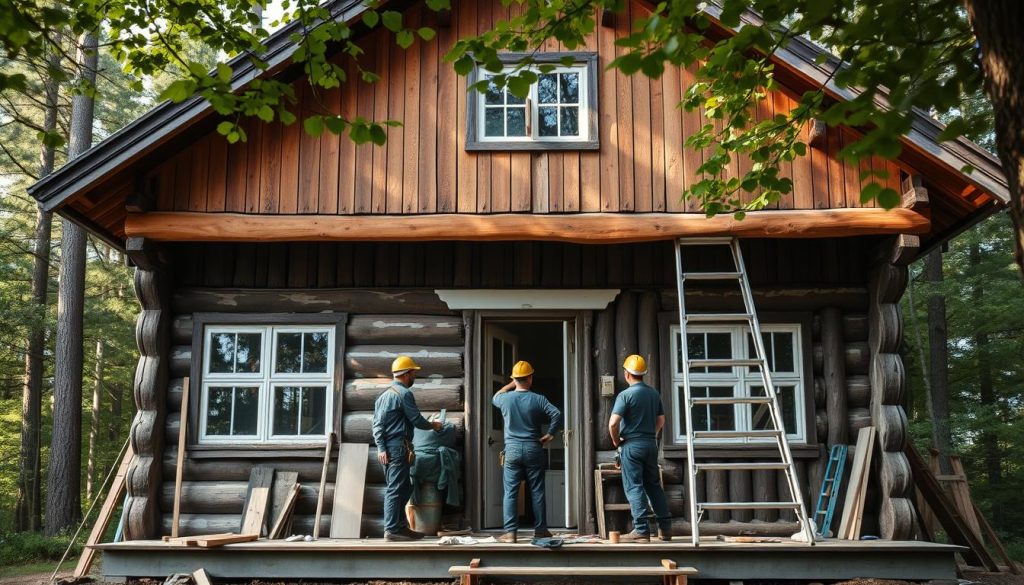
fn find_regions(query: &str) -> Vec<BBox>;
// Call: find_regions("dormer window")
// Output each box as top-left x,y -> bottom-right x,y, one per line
467,52 -> 599,151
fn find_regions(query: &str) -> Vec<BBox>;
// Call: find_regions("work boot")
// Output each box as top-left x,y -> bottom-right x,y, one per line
384,528 -> 425,541
658,526 -> 673,542
497,532 -> 518,543
618,530 -> 651,543
534,529 -> 553,539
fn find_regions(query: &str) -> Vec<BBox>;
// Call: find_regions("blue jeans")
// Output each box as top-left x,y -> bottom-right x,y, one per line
620,439 -> 672,536
502,441 -> 547,533
382,443 -> 412,534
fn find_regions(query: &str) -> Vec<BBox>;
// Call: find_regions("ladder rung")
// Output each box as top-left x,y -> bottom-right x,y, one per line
682,271 -> 743,281
603,504 -> 632,511
677,237 -> 734,245
692,429 -> 783,439
688,358 -> 762,368
695,462 -> 789,471
685,313 -> 752,323
698,502 -> 801,511
690,396 -> 772,405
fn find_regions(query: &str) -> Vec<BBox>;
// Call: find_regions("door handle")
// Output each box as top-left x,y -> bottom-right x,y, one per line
488,436 -> 495,446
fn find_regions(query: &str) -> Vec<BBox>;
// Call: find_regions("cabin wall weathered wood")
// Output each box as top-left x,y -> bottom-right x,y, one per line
142,237 -> 899,539
139,0 -> 905,222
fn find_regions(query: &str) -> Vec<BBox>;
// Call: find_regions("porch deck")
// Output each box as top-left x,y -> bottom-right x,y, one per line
94,537 -> 962,582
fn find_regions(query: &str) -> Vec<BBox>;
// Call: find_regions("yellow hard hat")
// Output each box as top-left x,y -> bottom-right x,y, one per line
623,354 -> 648,376
391,355 -> 422,374
511,360 -> 534,378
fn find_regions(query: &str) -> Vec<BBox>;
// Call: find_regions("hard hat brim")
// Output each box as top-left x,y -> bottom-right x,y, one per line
625,367 -> 648,376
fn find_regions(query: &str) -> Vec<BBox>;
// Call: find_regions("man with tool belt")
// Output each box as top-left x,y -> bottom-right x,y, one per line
492,360 -> 563,543
608,354 -> 673,542
372,355 -> 444,542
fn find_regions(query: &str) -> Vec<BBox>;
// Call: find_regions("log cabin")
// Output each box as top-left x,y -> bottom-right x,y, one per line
29,0 -> 1009,581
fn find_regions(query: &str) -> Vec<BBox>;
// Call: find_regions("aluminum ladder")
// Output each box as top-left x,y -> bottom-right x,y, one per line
674,237 -> 815,546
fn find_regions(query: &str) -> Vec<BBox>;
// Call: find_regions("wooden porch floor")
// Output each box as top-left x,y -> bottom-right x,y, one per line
95,538 -> 962,582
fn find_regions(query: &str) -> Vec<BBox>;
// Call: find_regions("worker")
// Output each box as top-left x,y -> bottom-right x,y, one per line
492,360 -> 563,543
372,355 -> 444,542
608,354 -> 673,542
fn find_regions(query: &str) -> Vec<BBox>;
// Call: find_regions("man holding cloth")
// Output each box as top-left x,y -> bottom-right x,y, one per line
372,355 -> 443,542
608,354 -> 672,542
492,360 -> 562,543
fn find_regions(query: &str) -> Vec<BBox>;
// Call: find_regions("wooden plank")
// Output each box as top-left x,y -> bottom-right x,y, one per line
279,83 -> 303,214
948,456 -> 982,537
974,500 -> 1020,574
188,136 -> 210,212
435,10 -> 457,213
207,135 -> 228,212
196,533 -> 259,548
270,471 -> 299,533
850,427 -> 875,538
129,208 -> 931,243
597,18 -> 619,212
418,11 -> 438,213
244,117 -> 263,214
330,443 -> 370,538
73,444 -> 134,577
171,377 -> 191,538
837,426 -> 874,540
192,568 -> 214,585
240,466 -> 274,536
313,432 -> 335,540
455,0 -> 477,213
259,119 -> 283,213
615,12 -> 634,212
402,5 -> 422,214
317,80 -> 341,215
371,31 -> 390,214
224,119 -> 249,212
269,482 -> 302,540
337,56 -> 356,214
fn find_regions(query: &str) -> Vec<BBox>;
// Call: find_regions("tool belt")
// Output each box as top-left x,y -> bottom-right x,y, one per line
405,439 -> 415,464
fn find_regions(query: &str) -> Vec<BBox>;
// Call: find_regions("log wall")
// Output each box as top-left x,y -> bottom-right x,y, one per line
160,290 -> 463,538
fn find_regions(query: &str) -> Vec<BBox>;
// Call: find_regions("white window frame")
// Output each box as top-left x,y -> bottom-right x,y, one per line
199,325 -> 335,445
477,64 -> 590,144
669,323 -> 806,444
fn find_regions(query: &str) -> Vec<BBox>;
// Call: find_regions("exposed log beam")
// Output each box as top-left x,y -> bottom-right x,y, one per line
125,209 -> 931,244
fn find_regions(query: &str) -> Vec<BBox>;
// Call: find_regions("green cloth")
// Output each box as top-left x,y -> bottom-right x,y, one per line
410,420 -> 462,506
611,382 -> 664,441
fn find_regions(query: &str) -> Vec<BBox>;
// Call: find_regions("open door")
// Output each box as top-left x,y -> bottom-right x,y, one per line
483,324 -> 518,528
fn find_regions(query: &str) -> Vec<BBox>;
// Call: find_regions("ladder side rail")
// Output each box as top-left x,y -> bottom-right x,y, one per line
675,241 -> 701,547
730,240 -> 817,545
822,445 -> 847,535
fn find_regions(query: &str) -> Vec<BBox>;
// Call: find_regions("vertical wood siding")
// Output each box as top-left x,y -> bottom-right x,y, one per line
145,0 -> 906,218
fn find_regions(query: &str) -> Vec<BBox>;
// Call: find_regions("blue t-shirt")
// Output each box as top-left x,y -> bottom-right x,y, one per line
492,390 -> 563,443
611,382 -> 664,441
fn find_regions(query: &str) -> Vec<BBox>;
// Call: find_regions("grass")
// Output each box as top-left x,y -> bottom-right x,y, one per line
0,531 -> 81,574
0,558 -> 75,578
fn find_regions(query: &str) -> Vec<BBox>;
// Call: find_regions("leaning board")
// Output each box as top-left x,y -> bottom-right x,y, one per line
330,443 -> 370,538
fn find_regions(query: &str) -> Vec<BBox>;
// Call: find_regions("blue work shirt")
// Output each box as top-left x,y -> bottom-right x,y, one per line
612,382 -> 665,441
492,389 -> 563,443
372,381 -> 432,451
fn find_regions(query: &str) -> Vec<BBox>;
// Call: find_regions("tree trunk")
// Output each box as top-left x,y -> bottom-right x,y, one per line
970,241 -> 1002,527
16,49 -> 60,533
45,31 -> 97,536
966,1 -> 1024,278
87,339 -> 104,503
924,250 -> 953,475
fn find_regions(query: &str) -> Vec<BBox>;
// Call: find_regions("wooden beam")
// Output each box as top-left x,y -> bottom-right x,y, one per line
124,209 -> 931,244
73,444 -> 134,578
171,377 -> 190,538
901,175 -> 930,211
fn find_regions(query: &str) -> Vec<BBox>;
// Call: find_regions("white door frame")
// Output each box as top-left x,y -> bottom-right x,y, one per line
472,311 -> 587,531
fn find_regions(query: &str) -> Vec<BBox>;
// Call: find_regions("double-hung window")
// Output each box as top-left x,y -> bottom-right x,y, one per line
669,324 -> 806,444
467,52 -> 599,150
200,324 -> 336,445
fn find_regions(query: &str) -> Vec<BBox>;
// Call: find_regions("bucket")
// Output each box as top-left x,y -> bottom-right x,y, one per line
405,481 -> 443,535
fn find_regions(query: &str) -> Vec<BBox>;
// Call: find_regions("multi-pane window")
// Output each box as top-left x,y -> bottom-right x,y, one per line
200,325 -> 334,444
469,53 -> 598,150
670,324 -> 805,443
480,66 -> 588,142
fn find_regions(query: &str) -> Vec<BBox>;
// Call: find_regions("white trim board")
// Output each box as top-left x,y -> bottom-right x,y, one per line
435,289 -> 619,310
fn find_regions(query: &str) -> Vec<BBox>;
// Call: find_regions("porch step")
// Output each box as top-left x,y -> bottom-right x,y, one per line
694,462 -> 790,472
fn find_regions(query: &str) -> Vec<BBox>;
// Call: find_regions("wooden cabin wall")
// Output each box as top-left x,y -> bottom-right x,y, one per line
143,0 -> 905,219
147,237 -> 905,538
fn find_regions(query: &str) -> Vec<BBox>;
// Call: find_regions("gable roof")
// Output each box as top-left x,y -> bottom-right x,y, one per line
28,0 -> 1008,250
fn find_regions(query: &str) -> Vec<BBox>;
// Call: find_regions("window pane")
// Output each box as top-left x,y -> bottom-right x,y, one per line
235,333 -> 262,373
273,386 -> 300,435
538,74 -> 557,103
485,78 -> 503,105
707,332 -> 732,373
299,386 -> 328,435
680,386 -> 735,433
485,108 -> 504,137
560,106 -> 579,136
206,386 -> 233,435
675,331 -> 685,374
303,331 -> 330,373
750,385 -> 798,432
538,106 -> 559,136
506,107 -> 527,136
506,90 -> 526,106
209,333 -> 236,373
276,332 -> 302,373
233,387 -> 260,435
686,332 -> 705,373
560,72 -> 579,103
772,332 -> 795,373
503,342 -> 514,377
492,338 -> 502,376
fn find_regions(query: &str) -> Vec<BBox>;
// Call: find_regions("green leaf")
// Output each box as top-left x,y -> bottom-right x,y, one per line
362,10 -> 379,28
860,182 -> 882,204
216,63 -> 232,83
396,30 -> 415,48
426,0 -> 450,9
216,121 -> 235,136
877,188 -> 900,209
257,105 -> 274,122
304,115 -> 324,137
454,55 -> 475,76
382,11 -> 402,32
418,27 -> 436,41
937,117 -> 968,143
369,124 -> 387,145
158,79 -> 196,103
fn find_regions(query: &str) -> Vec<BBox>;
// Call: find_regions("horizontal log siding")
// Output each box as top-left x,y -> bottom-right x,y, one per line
160,296 -> 465,538
143,0 -> 905,220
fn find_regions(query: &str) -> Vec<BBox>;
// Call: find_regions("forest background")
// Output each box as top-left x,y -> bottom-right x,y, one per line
0,2 -> 1021,573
